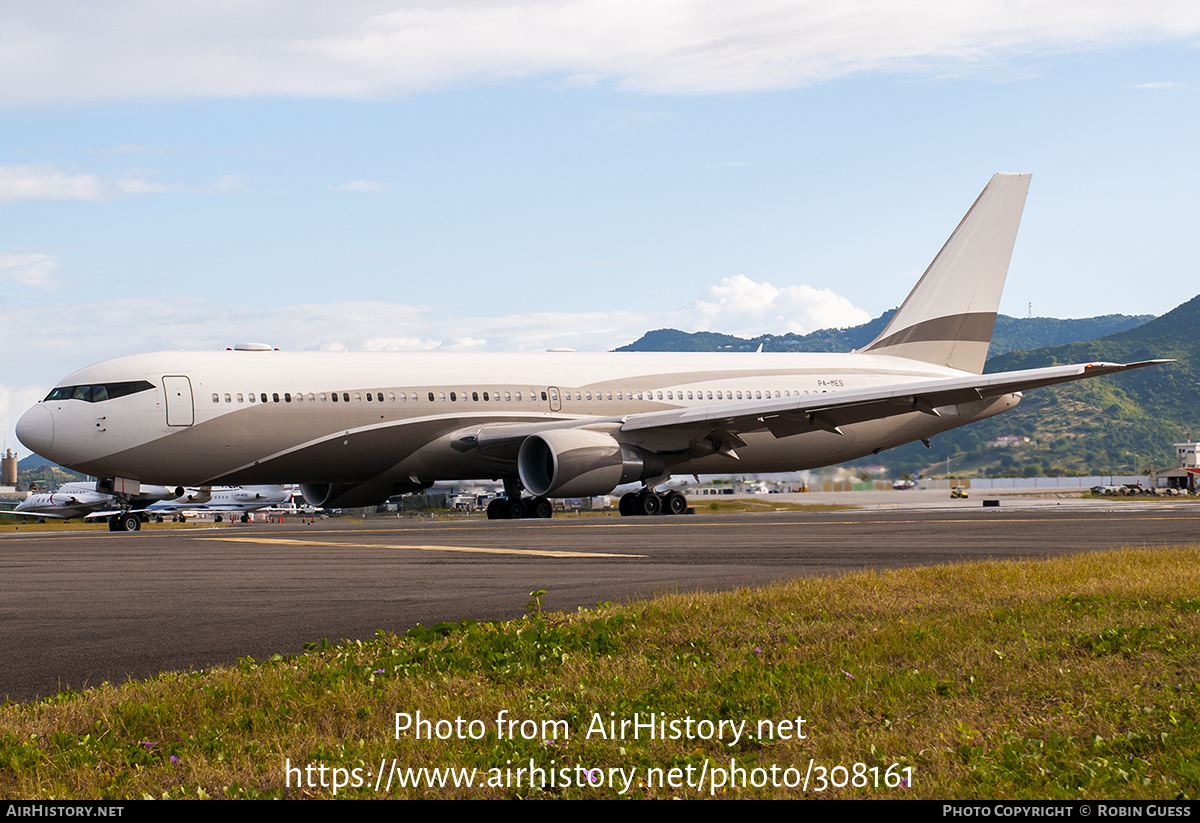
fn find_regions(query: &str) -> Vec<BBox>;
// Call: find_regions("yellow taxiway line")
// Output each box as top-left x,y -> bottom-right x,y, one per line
194,535 -> 647,559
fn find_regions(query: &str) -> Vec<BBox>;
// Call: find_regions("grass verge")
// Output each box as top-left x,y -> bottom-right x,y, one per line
2,546 -> 1199,799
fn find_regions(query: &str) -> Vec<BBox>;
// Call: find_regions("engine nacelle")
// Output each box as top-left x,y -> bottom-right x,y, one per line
518,429 -> 663,498
300,479 -> 430,509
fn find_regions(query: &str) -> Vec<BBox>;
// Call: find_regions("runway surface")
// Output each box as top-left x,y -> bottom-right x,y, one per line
3,500 -> 1198,702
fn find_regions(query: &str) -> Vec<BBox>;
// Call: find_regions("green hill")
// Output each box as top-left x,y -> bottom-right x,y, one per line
871,296 -> 1200,477
617,312 -> 1151,356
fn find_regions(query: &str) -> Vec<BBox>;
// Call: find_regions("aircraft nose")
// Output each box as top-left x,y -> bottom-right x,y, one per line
16,404 -> 54,455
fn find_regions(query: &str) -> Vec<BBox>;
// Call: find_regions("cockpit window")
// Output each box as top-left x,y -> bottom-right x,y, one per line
45,380 -> 154,403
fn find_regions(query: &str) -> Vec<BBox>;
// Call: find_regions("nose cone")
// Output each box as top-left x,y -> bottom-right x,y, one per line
16,404 -> 54,456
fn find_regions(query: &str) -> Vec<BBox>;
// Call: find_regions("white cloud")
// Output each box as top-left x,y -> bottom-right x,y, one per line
1,1 -> 1198,104
0,164 -> 242,202
0,164 -> 106,202
0,252 -> 62,289
679,274 -> 871,337
329,180 -> 388,192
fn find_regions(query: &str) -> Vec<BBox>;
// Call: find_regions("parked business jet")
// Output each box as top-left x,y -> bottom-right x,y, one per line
148,484 -> 291,522
15,174 -> 1164,523
11,481 -> 189,527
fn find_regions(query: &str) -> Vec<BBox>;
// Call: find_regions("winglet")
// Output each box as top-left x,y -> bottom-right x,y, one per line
862,173 -> 1032,373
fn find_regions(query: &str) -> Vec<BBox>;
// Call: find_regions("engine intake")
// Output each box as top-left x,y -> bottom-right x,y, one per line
518,429 -> 663,498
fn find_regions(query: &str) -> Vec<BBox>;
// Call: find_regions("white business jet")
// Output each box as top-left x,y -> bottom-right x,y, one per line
147,484 -> 291,522
16,174 -> 1165,523
10,481 -> 195,529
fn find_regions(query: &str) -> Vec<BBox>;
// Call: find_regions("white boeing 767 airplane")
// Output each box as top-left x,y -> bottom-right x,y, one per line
16,174 -> 1164,526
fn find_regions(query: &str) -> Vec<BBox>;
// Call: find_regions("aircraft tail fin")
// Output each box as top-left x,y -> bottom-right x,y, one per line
861,173 -> 1032,373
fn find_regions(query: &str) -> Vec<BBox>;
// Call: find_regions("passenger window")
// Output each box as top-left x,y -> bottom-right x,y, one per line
212,393 -> 219,403
261,393 -> 268,403
377,393 -> 384,402
224,393 -> 232,403
249,393 -> 256,404
285,393 -> 292,403
343,393 -> 350,402
504,392 -> 511,401
273,393 -> 280,403
428,392 -> 435,402
515,392 -> 521,401
450,392 -> 457,402
237,393 -> 244,403
366,393 -> 372,402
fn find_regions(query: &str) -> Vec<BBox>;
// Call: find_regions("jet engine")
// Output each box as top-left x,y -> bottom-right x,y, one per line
517,429 -> 663,498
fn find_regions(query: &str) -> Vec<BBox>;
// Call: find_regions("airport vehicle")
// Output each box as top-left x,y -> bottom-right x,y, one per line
15,174 -> 1165,520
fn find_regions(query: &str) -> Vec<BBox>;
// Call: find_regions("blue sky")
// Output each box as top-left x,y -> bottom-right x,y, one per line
3,1 -> 1199,456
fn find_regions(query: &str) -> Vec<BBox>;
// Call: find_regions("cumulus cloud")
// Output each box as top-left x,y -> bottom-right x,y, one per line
678,274 -> 871,337
0,1 -> 1198,103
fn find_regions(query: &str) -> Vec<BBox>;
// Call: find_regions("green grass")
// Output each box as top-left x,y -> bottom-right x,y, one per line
3,546 -> 1199,798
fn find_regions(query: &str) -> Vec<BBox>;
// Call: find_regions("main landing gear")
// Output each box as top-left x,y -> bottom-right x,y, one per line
618,489 -> 689,517
486,477 -> 553,520
486,496 -> 553,520
107,512 -> 142,532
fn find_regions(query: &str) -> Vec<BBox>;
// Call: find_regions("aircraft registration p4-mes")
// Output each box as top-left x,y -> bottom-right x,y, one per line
16,174 -> 1165,525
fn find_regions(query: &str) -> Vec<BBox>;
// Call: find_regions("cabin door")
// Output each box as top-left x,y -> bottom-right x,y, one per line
163,375 -> 194,426
547,386 -> 562,412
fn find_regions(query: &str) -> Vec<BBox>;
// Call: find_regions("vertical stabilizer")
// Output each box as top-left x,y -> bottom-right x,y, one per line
862,173 -> 1031,373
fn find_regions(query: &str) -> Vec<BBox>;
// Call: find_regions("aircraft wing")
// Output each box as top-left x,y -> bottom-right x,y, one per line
620,359 -> 1169,440
460,360 -> 1168,455
5,510 -> 71,519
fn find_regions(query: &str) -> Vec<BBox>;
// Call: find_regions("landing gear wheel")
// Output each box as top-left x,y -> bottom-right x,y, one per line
110,513 -> 141,532
486,499 -> 507,520
507,499 -> 527,520
618,492 -> 637,517
214,514 -> 223,523
636,491 -> 661,517
240,513 -> 250,523
530,497 -> 553,519
664,490 -> 687,515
